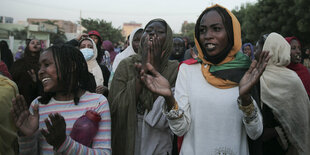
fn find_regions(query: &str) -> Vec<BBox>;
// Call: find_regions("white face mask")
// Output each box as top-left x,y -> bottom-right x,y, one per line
80,48 -> 94,61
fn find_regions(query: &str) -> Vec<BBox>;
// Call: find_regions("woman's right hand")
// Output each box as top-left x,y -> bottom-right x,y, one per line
11,95 -> 39,136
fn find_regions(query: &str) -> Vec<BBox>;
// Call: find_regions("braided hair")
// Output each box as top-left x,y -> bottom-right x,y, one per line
38,45 -> 96,105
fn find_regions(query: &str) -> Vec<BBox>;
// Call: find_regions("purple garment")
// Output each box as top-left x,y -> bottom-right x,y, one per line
102,40 -> 117,63
15,51 -> 23,61
242,43 -> 254,60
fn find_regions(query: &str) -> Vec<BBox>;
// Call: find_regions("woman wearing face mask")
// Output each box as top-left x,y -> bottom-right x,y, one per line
108,19 -> 178,155
140,4 -> 270,155
285,37 -> 310,98
78,38 -> 106,95
10,39 -> 43,107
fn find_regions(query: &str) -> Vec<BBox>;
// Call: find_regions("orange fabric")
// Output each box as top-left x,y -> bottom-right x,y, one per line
201,64 -> 238,89
195,4 -> 242,89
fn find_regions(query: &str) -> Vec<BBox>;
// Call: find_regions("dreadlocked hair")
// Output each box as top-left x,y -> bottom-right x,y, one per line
38,44 -> 96,105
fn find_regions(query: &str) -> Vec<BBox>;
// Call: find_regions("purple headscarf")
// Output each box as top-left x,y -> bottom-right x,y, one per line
102,40 -> 117,63
242,43 -> 254,60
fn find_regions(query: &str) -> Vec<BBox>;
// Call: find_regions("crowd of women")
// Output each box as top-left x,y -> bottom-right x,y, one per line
0,4 -> 310,155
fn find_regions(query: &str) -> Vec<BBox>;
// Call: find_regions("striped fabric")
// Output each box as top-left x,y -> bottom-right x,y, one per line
18,91 -> 111,155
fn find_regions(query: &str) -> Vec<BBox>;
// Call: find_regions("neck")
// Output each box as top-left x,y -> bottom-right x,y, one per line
54,89 -> 85,101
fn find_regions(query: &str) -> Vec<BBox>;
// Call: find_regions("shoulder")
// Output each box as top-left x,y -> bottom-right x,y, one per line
80,91 -> 108,105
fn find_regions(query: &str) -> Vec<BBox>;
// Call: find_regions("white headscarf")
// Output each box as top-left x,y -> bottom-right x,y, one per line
80,38 -> 104,87
260,32 -> 310,154
112,28 -> 143,72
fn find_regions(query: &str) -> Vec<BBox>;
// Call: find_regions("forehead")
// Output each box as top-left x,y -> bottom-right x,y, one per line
146,21 -> 166,30
133,31 -> 143,39
290,39 -> 300,45
90,35 -> 98,39
81,40 -> 92,45
173,38 -> 184,43
244,45 -> 251,49
200,10 -> 223,26
31,40 -> 39,43
39,50 -> 54,62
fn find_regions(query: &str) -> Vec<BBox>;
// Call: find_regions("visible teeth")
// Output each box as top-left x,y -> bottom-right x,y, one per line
207,44 -> 215,48
42,78 -> 51,83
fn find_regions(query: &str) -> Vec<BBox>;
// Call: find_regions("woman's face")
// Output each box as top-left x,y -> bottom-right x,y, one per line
172,38 -> 185,58
79,40 -> 93,49
143,21 -> 166,49
28,39 -> 41,52
132,30 -> 143,53
199,10 -> 228,56
89,35 -> 99,45
290,39 -> 301,63
141,21 -> 167,67
38,50 -> 60,92
243,45 -> 252,57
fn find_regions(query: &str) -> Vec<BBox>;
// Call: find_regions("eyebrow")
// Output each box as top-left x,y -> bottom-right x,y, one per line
200,23 -> 222,27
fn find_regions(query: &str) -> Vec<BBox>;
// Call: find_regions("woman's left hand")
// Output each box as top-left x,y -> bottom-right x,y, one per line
140,63 -> 172,97
239,51 -> 270,98
41,113 -> 67,150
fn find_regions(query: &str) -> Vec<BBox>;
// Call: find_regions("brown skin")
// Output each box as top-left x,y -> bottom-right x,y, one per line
28,39 -> 41,56
138,11 -> 270,111
172,38 -> 185,59
135,21 -> 167,100
132,30 -> 143,53
243,45 -> 252,57
11,51 -> 86,149
199,10 -> 228,57
89,35 -> 99,45
290,39 -> 302,64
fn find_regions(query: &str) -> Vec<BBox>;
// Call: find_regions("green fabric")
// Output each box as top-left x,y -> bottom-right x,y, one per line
209,52 -> 251,73
0,75 -> 18,155
108,18 -> 179,155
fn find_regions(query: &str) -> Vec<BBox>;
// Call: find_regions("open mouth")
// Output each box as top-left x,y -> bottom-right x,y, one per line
205,43 -> 216,51
42,78 -> 51,85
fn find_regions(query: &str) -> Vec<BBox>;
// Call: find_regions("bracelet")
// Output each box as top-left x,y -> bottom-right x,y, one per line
237,96 -> 255,116
172,100 -> 179,110
244,107 -> 258,123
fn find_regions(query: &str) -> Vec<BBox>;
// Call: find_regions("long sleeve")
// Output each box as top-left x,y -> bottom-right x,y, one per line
107,58 -> 137,155
56,98 -> 111,154
242,100 -> 263,140
164,64 -> 191,136
18,131 -> 39,155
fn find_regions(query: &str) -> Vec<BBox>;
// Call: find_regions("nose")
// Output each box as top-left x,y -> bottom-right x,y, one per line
297,48 -> 301,54
38,66 -> 44,77
203,30 -> 213,40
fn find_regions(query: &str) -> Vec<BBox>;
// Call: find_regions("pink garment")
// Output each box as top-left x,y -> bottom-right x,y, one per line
102,40 -> 117,63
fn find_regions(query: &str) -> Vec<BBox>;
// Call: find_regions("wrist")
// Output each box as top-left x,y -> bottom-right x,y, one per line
238,94 -> 251,106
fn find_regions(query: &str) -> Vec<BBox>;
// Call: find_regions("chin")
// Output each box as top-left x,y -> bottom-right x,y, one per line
206,51 -> 220,56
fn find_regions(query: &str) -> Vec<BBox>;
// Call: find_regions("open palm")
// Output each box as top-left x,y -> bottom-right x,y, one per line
11,95 -> 39,136
141,63 -> 172,97
239,51 -> 270,96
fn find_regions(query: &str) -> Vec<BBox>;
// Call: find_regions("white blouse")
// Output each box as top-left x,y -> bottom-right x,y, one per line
165,63 -> 263,155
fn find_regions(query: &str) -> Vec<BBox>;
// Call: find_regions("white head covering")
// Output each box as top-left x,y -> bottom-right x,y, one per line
80,38 -> 104,87
112,28 -> 143,72
260,32 -> 310,154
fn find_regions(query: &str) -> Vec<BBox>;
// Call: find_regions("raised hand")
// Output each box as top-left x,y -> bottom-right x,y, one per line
27,69 -> 37,83
239,51 -> 270,101
140,63 -> 172,97
11,94 -> 39,136
141,34 -> 162,72
41,113 -> 67,150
